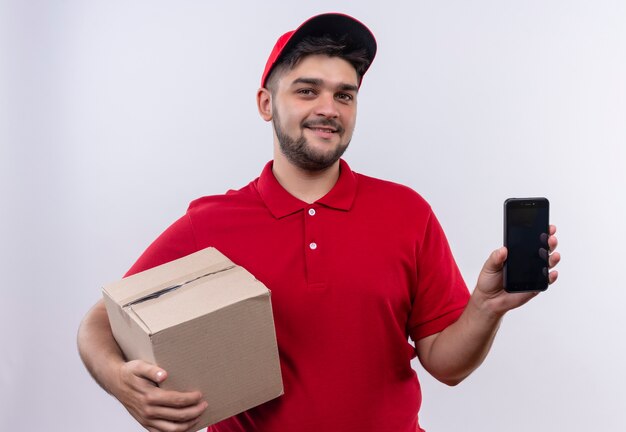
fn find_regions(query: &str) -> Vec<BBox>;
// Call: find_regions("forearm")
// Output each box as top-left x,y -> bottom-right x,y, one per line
417,291 -> 503,386
77,299 -> 125,395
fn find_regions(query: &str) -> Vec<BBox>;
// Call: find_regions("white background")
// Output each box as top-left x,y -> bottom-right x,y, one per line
1,1 -> 625,431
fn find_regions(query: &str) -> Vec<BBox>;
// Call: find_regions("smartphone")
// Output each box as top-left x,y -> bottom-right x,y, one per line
503,198 -> 550,292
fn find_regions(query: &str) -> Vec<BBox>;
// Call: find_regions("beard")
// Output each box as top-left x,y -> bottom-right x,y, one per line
272,108 -> 351,172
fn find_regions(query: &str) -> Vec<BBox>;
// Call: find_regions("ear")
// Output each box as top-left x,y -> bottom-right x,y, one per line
256,88 -> 273,122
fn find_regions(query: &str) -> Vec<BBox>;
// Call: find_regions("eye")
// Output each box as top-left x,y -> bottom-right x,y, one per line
296,88 -> 316,97
336,93 -> 354,102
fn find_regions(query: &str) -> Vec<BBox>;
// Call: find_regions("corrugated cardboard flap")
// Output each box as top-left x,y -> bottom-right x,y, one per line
103,248 -> 233,307
103,248 -> 269,335
128,267 -> 269,334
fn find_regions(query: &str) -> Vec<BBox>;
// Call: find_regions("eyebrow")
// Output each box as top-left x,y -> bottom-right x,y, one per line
291,77 -> 358,93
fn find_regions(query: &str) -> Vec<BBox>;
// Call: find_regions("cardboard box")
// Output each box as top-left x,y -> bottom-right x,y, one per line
103,247 -> 283,429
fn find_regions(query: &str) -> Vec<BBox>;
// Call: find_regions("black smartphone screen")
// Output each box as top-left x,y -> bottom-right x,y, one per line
504,198 -> 550,292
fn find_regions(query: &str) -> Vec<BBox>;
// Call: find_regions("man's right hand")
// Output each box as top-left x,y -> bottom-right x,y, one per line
77,300 -> 208,432
114,360 -> 208,432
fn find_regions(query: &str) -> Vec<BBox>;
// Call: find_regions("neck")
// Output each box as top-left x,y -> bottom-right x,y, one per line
272,151 -> 341,204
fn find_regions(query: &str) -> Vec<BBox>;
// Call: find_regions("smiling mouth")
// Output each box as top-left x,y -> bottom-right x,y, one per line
305,127 -> 339,140
307,126 -> 337,133
302,120 -> 343,135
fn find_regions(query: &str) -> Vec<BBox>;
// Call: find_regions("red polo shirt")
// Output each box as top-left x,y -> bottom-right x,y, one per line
126,159 -> 470,432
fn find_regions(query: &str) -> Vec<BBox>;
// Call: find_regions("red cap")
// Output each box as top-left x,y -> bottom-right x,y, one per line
261,13 -> 377,88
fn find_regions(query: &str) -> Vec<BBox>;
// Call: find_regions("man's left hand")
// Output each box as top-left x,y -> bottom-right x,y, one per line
474,224 -> 561,318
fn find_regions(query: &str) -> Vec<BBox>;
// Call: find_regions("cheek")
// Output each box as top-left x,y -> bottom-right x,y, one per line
342,109 -> 357,132
280,105 -> 308,127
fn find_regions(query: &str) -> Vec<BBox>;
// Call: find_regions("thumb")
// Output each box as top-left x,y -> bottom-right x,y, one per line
128,360 -> 168,384
482,247 -> 507,275
154,368 -> 167,384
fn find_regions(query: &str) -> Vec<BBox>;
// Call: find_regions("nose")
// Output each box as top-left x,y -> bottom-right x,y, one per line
314,92 -> 339,118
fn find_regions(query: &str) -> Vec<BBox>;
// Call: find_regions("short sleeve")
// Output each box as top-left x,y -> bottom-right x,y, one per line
408,210 -> 470,342
124,214 -> 198,277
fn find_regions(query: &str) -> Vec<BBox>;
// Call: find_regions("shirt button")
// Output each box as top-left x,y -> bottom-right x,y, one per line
309,242 -> 317,250
308,208 -> 316,216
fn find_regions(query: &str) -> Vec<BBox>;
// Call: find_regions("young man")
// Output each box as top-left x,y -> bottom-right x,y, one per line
78,13 -> 560,432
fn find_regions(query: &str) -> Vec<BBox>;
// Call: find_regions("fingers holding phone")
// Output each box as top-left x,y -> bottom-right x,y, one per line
546,224 -> 561,284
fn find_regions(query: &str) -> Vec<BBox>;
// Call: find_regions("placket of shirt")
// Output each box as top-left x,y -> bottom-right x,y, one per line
303,204 -> 326,290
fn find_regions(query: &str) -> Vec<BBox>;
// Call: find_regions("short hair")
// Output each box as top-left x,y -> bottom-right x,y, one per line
265,35 -> 371,93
